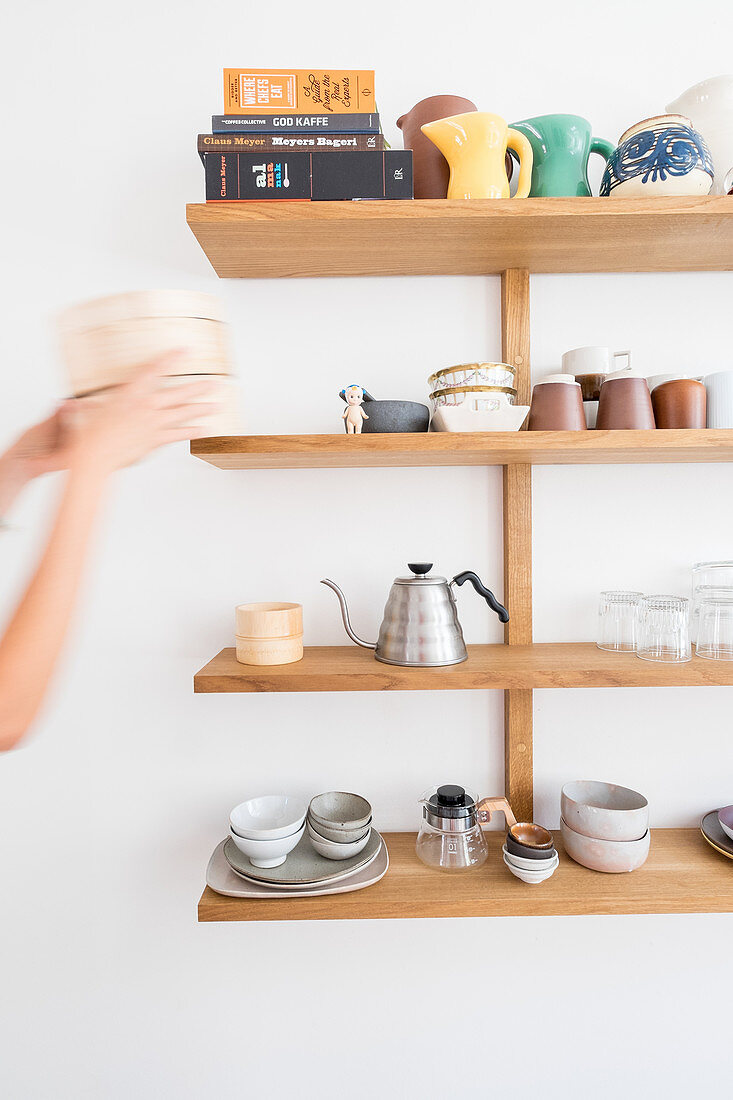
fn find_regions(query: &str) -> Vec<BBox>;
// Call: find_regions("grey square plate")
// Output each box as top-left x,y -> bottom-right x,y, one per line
223,827 -> 382,885
207,838 -> 389,899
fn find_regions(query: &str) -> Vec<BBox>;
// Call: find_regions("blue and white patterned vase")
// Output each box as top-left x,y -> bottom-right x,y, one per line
600,114 -> 714,197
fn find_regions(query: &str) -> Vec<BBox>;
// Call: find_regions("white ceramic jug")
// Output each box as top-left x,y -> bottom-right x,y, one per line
667,75 -> 733,193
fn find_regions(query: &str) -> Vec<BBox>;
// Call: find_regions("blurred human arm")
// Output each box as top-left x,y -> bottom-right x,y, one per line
0,355 -> 217,752
0,410 -> 68,517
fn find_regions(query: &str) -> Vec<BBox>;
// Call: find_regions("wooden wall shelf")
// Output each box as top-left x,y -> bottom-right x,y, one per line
191,429 -> 733,470
194,644 -> 733,693
198,829 -> 733,922
186,196 -> 733,279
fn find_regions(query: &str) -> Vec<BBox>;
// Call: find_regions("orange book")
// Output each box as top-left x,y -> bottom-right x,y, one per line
223,68 -> 375,115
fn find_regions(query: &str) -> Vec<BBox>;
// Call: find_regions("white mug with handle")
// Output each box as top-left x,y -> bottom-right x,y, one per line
561,346 -> 632,375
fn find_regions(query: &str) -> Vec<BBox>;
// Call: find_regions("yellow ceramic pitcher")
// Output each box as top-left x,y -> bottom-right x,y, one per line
421,112 -> 533,199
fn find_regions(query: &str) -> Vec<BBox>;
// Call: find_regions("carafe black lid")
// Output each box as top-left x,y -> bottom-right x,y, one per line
427,784 -> 476,819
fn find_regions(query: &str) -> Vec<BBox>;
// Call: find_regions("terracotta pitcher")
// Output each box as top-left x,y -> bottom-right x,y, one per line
421,112 -> 533,199
397,95 -> 478,199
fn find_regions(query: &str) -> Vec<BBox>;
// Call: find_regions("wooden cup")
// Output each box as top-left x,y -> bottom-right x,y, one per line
235,602 -> 303,638
235,634 -> 304,666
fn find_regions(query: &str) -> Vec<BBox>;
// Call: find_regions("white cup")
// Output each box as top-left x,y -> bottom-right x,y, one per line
562,346 -> 632,375
704,370 -> 733,428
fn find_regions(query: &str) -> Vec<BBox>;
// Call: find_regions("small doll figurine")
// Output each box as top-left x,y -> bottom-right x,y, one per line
340,384 -> 369,434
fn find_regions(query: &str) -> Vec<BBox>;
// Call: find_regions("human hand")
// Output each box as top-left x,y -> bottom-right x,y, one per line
62,352 -> 222,476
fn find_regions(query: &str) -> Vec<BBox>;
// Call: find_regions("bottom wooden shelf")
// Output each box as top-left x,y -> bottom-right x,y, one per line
197,829 -> 732,922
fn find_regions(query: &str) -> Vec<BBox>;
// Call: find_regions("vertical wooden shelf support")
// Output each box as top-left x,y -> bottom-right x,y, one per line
501,269 -> 533,822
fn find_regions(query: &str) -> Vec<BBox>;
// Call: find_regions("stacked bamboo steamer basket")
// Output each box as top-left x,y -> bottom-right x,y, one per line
235,603 -> 304,666
57,290 -> 241,435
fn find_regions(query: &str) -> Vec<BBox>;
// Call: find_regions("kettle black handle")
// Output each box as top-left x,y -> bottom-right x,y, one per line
453,571 -> 510,624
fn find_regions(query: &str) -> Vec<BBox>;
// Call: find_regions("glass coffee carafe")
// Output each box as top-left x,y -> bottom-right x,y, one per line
416,785 -> 516,872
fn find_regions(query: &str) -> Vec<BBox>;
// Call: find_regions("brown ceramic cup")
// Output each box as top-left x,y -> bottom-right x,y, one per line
397,95 -> 511,199
596,376 -> 656,429
651,378 -> 706,428
575,373 -> 606,401
527,376 -> 587,431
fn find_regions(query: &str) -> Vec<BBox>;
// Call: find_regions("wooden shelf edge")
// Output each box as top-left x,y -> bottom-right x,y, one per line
193,644 -> 733,693
198,829 -> 733,922
190,430 -> 733,470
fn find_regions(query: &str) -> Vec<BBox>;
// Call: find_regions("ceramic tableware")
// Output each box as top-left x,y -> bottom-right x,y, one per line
206,837 -> 390,898
223,828 -> 382,885
429,384 -> 529,432
651,379 -> 706,429
562,346 -> 632,377
502,845 -> 559,871
359,399 -> 430,434
561,781 -> 649,842
306,816 -> 372,844
308,791 -> 372,832
527,375 -> 586,431
229,794 -> 308,840
508,821 -> 554,849
504,833 -> 557,860
636,595 -> 691,663
561,817 -> 650,873
725,166 -> 733,195
396,95 -> 479,199
704,370 -> 733,428
646,372 -> 703,392
667,76 -> 733,194
58,290 -> 232,396
700,810 -> 733,860
306,823 -> 372,860
228,821 -> 306,868
509,114 -> 614,197
596,370 -> 655,430
421,112 -> 533,200
717,806 -> 733,843
597,591 -> 643,653
600,115 -> 714,198
502,849 -> 559,884
322,562 -> 508,668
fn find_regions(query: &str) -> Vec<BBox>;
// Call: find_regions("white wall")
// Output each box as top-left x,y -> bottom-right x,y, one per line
1,3 -> 732,1096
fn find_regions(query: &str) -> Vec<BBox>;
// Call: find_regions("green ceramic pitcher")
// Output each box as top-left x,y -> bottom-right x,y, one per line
509,114 -> 615,197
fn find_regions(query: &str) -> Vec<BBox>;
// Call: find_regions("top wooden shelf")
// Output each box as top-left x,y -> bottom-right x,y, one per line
186,196 -> 733,278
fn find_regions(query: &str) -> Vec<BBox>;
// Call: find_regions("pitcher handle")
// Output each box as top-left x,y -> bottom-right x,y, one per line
590,136 -> 615,166
476,796 -> 517,828
506,128 -> 533,198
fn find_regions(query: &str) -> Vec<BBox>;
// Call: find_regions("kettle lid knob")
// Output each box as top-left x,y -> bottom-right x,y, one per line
436,784 -> 467,806
408,562 -> 433,576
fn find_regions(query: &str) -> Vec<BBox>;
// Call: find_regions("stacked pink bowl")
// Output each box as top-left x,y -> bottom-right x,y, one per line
560,781 -> 650,873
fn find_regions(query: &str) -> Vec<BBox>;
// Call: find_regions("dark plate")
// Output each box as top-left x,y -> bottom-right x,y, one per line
701,810 -> 733,860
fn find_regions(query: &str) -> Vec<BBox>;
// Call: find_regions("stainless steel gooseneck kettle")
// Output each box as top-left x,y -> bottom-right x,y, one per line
321,562 -> 509,667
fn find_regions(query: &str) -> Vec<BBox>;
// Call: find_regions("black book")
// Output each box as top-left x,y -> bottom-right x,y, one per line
212,113 -> 381,134
198,132 -> 385,165
204,150 -> 412,201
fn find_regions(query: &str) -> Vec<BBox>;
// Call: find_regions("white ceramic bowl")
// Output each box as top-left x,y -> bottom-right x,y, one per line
502,845 -> 559,872
229,794 -> 307,840
309,792 -> 372,833
306,814 -> 372,844
306,823 -> 372,860
561,780 -> 649,842
502,850 -> 558,885
561,817 -> 650,873
228,822 -> 305,867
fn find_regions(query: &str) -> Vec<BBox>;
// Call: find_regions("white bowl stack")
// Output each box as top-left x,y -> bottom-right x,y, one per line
57,289 -> 242,436
427,362 -> 529,432
229,794 -> 307,868
560,781 -> 650,873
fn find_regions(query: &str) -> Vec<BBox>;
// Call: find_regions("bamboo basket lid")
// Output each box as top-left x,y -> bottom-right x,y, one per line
57,290 -> 228,336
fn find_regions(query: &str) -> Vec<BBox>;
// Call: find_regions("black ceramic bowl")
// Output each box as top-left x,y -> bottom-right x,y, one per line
357,399 -> 430,434
505,832 -> 557,861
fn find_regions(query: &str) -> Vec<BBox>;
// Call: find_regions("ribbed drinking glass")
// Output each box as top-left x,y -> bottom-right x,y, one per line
696,596 -> 733,660
637,595 -> 691,663
691,561 -> 733,641
597,591 -> 643,652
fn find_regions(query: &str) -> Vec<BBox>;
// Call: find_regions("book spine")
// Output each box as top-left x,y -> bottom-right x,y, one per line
223,69 -> 376,115
204,151 -> 412,202
211,113 -> 381,133
198,133 -> 385,163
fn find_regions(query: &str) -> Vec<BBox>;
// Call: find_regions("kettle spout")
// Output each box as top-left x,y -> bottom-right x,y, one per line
320,579 -> 377,650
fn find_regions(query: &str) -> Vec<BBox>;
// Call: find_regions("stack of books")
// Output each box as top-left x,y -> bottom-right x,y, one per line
199,68 -> 413,201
